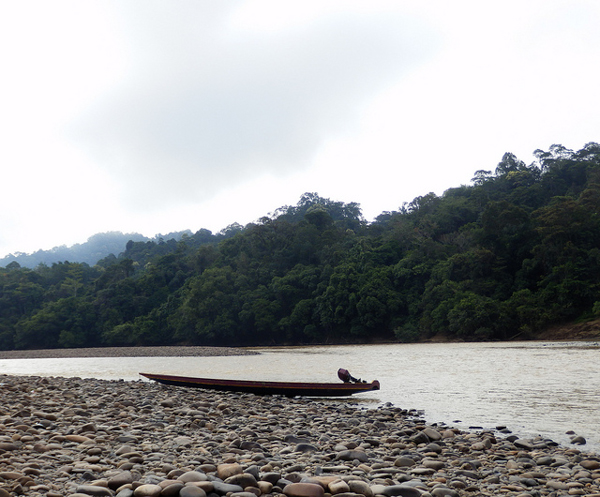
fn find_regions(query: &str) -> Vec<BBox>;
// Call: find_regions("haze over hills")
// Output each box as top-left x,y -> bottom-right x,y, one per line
0,230 -> 193,268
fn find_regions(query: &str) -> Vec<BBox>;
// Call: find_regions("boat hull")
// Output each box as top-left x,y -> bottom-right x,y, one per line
139,372 -> 380,397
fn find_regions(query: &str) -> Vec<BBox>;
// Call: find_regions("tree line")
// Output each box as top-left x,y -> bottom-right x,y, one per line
1,143 -> 599,350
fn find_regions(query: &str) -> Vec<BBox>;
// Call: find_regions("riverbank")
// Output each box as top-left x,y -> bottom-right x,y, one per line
533,318 -> 600,342
1,374 -> 599,497
0,346 -> 256,360
1,315 -> 599,360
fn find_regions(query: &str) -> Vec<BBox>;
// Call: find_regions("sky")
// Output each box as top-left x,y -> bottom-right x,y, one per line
1,0 -> 599,258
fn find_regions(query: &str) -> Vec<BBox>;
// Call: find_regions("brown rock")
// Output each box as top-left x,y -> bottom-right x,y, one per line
422,427 -> 442,441
65,434 -> 93,443
306,476 -> 339,489
0,471 -> 19,480
471,438 -> 492,451
167,469 -> 186,479
134,484 -> 162,497
184,482 -> 214,494
179,486 -> 206,497
76,485 -> 114,497
257,481 -> 273,494
242,488 -> 261,497
394,457 -> 416,467
224,474 -> 258,489
158,480 -> 180,490
423,459 -> 445,470
328,480 -> 350,495
283,483 -> 325,497
347,480 -> 373,497
160,483 -> 184,496
178,471 -> 207,483
108,471 -> 134,490
217,463 -> 243,480
336,450 -> 369,462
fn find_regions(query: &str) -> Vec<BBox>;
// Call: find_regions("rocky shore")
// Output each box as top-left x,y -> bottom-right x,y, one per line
0,347 -> 257,360
1,374 -> 600,497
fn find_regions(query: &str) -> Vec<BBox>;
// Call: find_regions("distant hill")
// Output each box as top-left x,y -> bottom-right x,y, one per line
0,230 -> 192,268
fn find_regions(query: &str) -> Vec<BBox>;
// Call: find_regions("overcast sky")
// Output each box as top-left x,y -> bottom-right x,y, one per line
1,0 -> 599,258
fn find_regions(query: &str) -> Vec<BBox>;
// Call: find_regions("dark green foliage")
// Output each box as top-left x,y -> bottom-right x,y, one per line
1,144 -> 600,349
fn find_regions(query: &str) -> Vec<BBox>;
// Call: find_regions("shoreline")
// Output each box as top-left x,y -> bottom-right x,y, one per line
1,374 -> 599,497
0,346 -> 257,360
2,331 -> 600,361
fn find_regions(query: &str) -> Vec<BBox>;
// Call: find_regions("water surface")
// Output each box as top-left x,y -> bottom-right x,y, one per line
1,341 -> 598,452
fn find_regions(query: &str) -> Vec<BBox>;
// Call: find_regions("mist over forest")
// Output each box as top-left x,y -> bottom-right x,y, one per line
0,231 -> 195,269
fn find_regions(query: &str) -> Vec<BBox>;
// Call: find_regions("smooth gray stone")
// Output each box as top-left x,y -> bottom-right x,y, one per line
224,473 -> 258,488
347,480 -> 373,497
455,470 -> 480,479
240,441 -> 263,450
422,427 -> 442,441
244,465 -> 260,480
261,473 -> 281,484
296,443 -> 319,452
424,442 -> 443,453
160,483 -> 184,497
513,439 -> 535,450
381,485 -> 421,497
329,494 -> 363,497
431,487 -> 459,497
520,478 -> 539,487
179,471 -> 208,483
211,482 -> 244,495
285,435 -> 309,444
409,432 -> 430,445
336,450 -> 369,462
395,457 -> 416,467
179,487 -> 207,497
133,484 -> 162,497
76,485 -> 114,497
108,471 -> 134,490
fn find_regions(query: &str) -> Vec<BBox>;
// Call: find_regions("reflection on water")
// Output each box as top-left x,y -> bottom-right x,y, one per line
1,341 -> 599,453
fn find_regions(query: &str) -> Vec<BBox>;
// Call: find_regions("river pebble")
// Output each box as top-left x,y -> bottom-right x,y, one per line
1,374 -> 600,497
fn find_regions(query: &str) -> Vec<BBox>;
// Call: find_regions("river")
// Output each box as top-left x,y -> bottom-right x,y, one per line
1,341 -> 598,453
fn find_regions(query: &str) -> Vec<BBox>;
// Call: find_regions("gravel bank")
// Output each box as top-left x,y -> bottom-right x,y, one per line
1,374 -> 599,497
0,347 -> 257,360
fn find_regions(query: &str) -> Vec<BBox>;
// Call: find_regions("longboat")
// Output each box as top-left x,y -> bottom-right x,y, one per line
139,369 -> 380,397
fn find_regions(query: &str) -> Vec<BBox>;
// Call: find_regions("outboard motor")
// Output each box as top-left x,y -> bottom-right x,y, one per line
338,368 -> 351,382
338,368 -> 364,383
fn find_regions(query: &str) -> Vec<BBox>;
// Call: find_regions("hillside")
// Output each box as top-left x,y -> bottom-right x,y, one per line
0,143 -> 599,350
0,230 -> 193,268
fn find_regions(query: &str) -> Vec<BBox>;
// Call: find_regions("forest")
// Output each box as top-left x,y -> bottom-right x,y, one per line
1,143 -> 599,350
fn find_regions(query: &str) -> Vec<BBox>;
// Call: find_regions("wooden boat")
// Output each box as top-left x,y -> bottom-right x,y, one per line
139,370 -> 380,397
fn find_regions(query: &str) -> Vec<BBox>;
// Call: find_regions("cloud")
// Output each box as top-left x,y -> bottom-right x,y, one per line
70,2 -> 436,212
